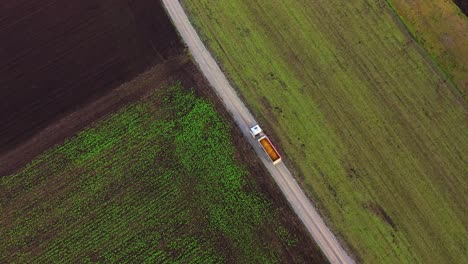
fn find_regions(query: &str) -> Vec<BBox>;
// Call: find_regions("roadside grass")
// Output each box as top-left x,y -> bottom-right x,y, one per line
0,83 -> 321,263
182,0 -> 468,263
385,0 -> 468,93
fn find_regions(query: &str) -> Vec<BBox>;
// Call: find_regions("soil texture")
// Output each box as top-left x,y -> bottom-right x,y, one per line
453,0 -> 468,15
0,0 -> 183,152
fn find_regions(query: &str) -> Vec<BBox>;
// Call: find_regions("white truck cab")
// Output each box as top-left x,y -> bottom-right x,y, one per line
250,125 -> 263,138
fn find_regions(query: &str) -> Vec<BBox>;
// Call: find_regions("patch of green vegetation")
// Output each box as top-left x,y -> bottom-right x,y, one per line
182,0 -> 467,263
0,83 -> 317,263
385,0 -> 468,92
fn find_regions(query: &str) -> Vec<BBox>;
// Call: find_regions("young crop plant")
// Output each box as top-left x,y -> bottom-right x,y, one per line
0,82 -> 325,263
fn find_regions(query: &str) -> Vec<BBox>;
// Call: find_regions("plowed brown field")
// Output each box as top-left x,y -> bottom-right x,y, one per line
0,0 -> 183,152
453,0 -> 467,14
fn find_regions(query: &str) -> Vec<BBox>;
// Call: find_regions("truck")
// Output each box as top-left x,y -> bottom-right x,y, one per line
250,125 -> 282,165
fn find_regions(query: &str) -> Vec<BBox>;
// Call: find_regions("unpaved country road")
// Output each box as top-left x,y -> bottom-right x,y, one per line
162,1 -> 355,263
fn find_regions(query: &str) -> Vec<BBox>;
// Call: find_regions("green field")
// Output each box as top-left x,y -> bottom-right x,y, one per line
0,83 -> 325,263
386,0 -> 468,92
183,0 -> 467,263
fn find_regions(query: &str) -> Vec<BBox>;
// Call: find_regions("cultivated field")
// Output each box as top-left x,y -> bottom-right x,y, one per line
0,56 -> 190,176
386,0 -> 468,92
183,0 -> 467,263
0,82 -> 327,263
453,0 -> 468,15
0,0 -> 182,152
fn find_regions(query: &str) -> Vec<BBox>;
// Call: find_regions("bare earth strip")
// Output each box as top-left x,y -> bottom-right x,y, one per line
161,1 -> 354,263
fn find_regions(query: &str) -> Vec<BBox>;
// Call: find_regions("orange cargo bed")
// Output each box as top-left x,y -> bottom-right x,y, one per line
259,136 -> 281,163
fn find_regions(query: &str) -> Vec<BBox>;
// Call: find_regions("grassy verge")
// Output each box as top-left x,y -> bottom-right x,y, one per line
182,0 -> 467,263
0,82 -> 325,263
385,0 -> 468,92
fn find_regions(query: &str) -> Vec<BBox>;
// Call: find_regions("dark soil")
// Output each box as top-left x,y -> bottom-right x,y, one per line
0,0 -> 183,153
365,203 -> 398,230
0,55 -> 189,176
453,0 -> 468,15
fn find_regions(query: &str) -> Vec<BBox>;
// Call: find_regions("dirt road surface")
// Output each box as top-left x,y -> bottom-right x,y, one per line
161,1 -> 355,263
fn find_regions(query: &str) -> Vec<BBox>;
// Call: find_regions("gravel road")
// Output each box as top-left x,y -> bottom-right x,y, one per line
162,1 -> 355,263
